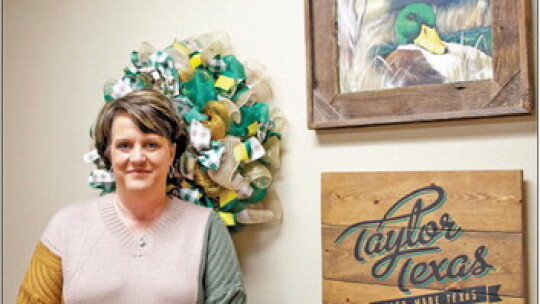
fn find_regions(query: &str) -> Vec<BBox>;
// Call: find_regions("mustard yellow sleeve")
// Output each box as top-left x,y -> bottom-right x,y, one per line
17,242 -> 63,304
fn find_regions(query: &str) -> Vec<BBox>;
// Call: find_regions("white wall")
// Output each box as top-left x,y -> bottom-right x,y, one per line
4,0 -> 537,303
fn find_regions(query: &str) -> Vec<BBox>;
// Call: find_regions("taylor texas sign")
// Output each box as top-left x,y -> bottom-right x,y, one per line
322,171 -> 526,304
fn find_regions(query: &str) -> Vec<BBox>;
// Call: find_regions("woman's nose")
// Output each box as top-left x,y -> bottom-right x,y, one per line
130,146 -> 146,163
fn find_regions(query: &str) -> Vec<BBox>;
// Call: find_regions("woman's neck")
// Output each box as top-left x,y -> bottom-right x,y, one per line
114,191 -> 170,231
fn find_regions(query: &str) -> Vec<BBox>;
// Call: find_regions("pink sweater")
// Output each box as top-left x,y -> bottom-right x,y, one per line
39,194 -> 243,304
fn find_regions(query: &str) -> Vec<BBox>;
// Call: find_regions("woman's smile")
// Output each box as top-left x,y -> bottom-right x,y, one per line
127,169 -> 151,174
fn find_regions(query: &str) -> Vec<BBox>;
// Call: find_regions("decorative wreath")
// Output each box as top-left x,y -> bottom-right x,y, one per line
84,31 -> 284,230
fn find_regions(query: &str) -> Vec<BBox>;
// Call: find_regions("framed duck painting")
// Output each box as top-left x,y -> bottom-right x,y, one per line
305,0 -> 533,129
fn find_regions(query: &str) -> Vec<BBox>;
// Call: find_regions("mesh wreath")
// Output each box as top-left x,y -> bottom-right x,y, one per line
84,32 -> 284,230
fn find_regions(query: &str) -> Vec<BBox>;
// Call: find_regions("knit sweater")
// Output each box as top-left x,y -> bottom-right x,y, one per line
17,195 -> 246,304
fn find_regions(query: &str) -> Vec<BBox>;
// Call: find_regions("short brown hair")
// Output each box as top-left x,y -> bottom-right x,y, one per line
93,89 -> 185,169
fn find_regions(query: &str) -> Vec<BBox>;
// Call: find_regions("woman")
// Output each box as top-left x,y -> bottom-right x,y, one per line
17,90 -> 246,304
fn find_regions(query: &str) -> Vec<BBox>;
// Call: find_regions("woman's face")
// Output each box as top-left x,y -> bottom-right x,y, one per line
109,113 -> 175,195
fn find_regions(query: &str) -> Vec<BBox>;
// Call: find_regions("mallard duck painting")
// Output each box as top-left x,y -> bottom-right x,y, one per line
338,0 -> 493,93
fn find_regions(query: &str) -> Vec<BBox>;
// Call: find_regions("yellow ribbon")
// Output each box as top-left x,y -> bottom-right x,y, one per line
215,75 -> 235,92
219,212 -> 235,226
189,53 -> 203,69
203,100 -> 232,124
202,110 -> 227,140
234,144 -> 250,162
247,122 -> 259,137
193,164 -> 222,198
219,189 -> 238,207
172,40 -> 192,56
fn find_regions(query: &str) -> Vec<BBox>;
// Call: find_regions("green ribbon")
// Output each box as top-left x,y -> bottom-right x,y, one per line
197,141 -> 225,171
183,107 -> 208,123
220,186 -> 268,213
231,85 -> 250,102
228,103 -> 270,137
103,48 -> 181,101
214,55 -> 246,99
207,54 -> 226,74
181,69 -> 217,109
199,195 -> 217,208
221,55 -> 246,79
133,49 -> 179,95
121,67 -> 150,92
173,187 -> 202,205
89,182 -> 116,196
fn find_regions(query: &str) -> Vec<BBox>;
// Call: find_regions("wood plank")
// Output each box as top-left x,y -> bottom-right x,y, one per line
517,0 -> 533,112
305,0 -> 315,128
310,0 -> 339,123
315,91 -> 343,121
321,171 -> 523,232
323,280 -> 525,304
322,226 -> 524,297
331,81 -> 499,119
492,0 -> 520,85
486,72 -> 526,108
308,107 -> 530,129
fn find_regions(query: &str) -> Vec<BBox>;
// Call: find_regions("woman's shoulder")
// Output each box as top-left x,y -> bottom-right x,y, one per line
171,197 -> 213,216
50,194 -> 109,222
41,195 -> 109,255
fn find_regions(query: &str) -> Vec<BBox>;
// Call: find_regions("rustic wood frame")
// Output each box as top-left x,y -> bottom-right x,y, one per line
305,0 -> 533,129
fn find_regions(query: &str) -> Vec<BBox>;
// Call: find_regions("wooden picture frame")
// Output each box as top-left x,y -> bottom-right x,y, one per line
305,0 -> 533,129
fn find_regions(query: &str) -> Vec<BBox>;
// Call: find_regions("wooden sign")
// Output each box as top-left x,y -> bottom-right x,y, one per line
322,171 -> 525,304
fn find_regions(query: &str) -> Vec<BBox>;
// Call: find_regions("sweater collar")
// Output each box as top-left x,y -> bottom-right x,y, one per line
98,194 -> 187,257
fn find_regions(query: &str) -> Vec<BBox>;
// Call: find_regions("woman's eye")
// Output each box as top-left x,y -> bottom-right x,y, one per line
116,142 -> 131,150
145,142 -> 160,149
